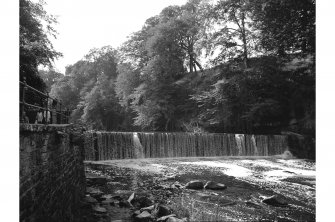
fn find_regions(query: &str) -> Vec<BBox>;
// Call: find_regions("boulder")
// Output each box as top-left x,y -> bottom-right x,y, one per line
135,211 -> 153,222
131,196 -> 154,208
101,194 -> 114,200
86,187 -> 104,197
119,199 -> 132,208
166,217 -> 185,222
140,205 -> 155,212
152,204 -> 171,218
156,214 -> 176,221
204,181 -> 227,190
92,205 -> 107,213
262,195 -> 288,207
185,180 -> 204,190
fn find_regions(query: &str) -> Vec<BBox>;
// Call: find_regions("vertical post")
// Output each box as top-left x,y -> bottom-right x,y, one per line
59,101 -> 62,124
45,93 -> 49,125
21,77 -> 27,123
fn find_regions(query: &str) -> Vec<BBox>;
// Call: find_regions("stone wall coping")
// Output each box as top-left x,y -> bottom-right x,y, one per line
20,123 -> 72,132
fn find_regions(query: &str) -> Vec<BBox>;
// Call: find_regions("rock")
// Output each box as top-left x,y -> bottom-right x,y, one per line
140,205 -> 155,212
135,211 -> 153,222
84,195 -> 98,204
86,175 -> 108,186
119,199 -> 132,208
133,210 -> 141,216
245,201 -> 262,209
92,205 -> 107,213
131,196 -> 154,208
156,214 -> 176,221
152,205 -> 171,218
102,194 -> 114,200
185,180 -> 204,190
101,198 -> 115,205
86,187 -> 104,197
196,192 -> 211,200
166,217 -> 185,222
204,181 -> 227,190
262,195 -> 288,206
128,192 -> 135,203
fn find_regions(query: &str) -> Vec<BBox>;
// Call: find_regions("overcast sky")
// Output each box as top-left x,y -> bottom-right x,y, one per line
43,0 -> 187,73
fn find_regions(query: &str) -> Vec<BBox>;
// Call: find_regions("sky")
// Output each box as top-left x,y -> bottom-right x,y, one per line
42,0 -> 188,73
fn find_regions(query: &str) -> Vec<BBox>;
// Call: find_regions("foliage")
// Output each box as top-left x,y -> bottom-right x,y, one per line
20,0 -> 62,91
38,69 -> 63,92
49,0 -> 315,135
50,46 -> 128,130
250,0 -> 315,55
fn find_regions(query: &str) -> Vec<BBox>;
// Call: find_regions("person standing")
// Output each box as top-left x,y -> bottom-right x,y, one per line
35,109 -> 43,124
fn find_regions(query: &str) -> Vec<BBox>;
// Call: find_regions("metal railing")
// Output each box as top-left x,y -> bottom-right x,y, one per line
20,77 -> 71,124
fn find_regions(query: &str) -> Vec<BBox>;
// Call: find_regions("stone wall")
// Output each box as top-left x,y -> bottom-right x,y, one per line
20,124 -> 86,222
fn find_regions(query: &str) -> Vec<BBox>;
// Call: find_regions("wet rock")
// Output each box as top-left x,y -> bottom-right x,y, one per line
133,210 -> 141,215
101,198 -> 115,205
131,196 -> 154,208
185,180 -> 204,190
204,181 -> 227,190
135,211 -> 153,222
86,175 -> 108,186
92,205 -> 107,213
245,201 -> 262,209
196,192 -> 211,200
101,194 -> 114,200
119,199 -> 132,208
140,205 -> 155,212
128,192 -> 135,203
262,195 -> 288,207
84,195 -> 98,204
156,214 -> 176,221
152,204 -> 171,218
86,187 -> 104,197
166,217 -> 185,222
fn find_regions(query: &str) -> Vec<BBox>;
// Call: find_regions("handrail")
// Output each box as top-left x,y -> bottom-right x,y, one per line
20,77 -> 71,124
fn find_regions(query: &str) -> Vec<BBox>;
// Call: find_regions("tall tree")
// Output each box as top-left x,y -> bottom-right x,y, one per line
20,0 -> 62,90
38,69 -> 63,92
207,0 -> 259,68
251,0 -> 315,55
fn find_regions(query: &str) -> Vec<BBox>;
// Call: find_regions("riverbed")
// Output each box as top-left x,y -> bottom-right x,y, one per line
84,156 -> 315,221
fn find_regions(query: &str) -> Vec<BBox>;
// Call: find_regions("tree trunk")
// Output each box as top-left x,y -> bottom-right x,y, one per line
241,13 -> 249,69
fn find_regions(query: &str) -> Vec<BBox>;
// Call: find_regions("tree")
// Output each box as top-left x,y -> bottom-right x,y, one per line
82,74 -> 124,130
251,0 -> 315,56
38,69 -> 63,92
20,0 -> 62,91
115,63 -> 141,107
206,0 -> 260,68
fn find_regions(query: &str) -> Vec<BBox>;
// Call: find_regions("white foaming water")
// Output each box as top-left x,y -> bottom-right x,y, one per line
251,135 -> 258,155
133,132 -> 144,158
235,134 -> 245,155
180,161 -> 252,177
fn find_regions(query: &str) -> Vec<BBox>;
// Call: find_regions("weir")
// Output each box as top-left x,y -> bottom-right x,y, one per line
83,132 -> 288,160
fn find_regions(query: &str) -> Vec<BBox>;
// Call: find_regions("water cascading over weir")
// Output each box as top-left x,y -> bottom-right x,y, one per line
83,132 -> 289,160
